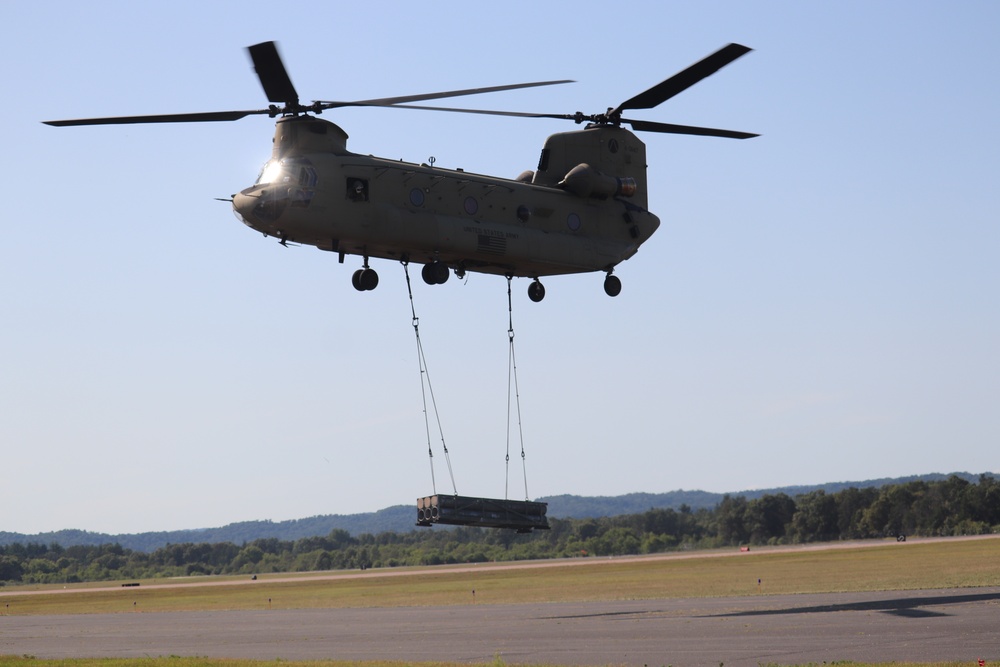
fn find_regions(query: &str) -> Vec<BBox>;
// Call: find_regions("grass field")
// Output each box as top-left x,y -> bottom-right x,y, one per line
2,537 -> 998,667
2,535 -> 998,616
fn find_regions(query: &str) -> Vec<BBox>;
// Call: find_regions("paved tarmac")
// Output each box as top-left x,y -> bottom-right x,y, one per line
2,587 -> 999,666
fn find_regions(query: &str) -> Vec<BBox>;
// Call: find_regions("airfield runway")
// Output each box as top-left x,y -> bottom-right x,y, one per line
3,587 -> 999,666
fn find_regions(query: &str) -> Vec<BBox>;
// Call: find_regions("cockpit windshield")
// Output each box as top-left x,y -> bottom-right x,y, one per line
255,160 -> 285,185
255,158 -> 318,187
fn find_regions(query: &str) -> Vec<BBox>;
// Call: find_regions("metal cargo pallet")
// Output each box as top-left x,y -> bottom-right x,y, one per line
416,494 -> 550,532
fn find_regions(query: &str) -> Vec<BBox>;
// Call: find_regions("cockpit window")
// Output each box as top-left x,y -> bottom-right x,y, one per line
255,158 -> 317,186
256,160 -> 284,184
252,158 -> 318,212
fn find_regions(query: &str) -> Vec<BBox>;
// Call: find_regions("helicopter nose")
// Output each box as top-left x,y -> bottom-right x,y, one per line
233,186 -> 288,230
233,192 -> 258,229
232,191 -> 255,228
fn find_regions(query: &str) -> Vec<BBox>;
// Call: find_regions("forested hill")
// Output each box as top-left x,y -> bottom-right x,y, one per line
0,506 -> 414,553
543,473 -> 992,519
1,472 -> 986,552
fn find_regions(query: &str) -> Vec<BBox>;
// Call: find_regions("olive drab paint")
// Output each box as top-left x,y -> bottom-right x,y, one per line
45,41 -> 755,302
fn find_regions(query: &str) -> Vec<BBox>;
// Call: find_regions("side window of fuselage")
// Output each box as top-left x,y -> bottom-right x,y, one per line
298,165 -> 317,187
347,178 -> 369,202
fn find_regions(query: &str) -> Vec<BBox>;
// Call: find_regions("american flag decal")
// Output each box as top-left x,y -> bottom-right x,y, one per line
477,234 -> 507,256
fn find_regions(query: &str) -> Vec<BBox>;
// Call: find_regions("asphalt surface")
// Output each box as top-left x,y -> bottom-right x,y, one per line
3,587 -> 999,666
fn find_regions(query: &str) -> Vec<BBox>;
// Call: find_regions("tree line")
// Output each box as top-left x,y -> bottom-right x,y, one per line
2,475 -> 997,585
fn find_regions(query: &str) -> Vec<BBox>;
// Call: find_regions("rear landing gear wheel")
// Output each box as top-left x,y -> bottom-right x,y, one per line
527,280 -> 546,302
352,268 -> 378,291
604,274 -> 622,297
421,261 -> 450,285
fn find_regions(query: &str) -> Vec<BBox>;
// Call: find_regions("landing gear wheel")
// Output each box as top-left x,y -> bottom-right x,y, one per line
527,280 -> 546,303
360,268 -> 378,291
421,261 -> 450,285
604,274 -> 622,297
352,268 -> 378,291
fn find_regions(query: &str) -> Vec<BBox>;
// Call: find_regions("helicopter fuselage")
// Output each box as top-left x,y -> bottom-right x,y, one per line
46,40 -> 753,300
232,116 -> 660,282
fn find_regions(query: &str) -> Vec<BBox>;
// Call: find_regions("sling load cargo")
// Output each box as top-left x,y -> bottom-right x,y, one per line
416,495 -> 549,533
404,264 -> 548,532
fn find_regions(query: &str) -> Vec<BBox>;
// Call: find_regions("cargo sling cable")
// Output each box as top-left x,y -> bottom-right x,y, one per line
404,263 -> 549,532
504,275 -> 530,503
402,260 -> 457,498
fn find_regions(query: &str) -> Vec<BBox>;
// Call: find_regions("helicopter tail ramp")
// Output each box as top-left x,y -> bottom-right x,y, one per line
417,495 -> 550,532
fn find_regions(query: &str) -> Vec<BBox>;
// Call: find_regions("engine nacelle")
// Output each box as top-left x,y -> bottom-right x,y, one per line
558,163 -> 637,199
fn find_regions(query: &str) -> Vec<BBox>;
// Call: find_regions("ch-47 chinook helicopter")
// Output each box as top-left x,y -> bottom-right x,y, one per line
46,42 -> 755,302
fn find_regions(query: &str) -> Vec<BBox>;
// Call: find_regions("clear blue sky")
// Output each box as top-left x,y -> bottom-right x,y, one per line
2,2 -> 998,535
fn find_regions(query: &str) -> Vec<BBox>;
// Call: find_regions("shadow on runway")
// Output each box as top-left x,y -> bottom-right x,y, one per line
706,591 -> 1000,619
542,610 -> 653,620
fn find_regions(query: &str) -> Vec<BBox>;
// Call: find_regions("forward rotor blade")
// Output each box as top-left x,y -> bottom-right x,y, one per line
248,41 -> 299,106
43,109 -> 268,127
330,101 -> 574,121
624,118 -> 758,139
612,43 -> 751,115
41,80 -> 576,127
318,80 -> 574,110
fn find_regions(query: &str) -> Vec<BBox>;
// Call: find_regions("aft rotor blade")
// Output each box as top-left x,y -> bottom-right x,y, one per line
625,118 -> 758,139
248,41 -> 299,106
612,43 -> 752,115
337,103 -> 758,139
318,79 -> 574,109
43,109 -> 268,126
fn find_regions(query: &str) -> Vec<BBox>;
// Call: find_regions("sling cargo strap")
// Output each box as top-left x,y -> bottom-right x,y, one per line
416,494 -> 550,533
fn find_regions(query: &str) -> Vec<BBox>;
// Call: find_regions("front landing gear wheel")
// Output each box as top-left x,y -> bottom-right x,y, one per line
604,274 -> 622,297
527,280 -> 546,302
352,268 -> 379,291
